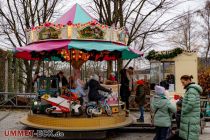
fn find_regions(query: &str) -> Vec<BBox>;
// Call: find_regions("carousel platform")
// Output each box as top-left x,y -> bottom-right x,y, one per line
20,111 -> 132,131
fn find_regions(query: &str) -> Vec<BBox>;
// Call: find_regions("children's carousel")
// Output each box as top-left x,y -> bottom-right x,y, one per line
15,4 -> 142,131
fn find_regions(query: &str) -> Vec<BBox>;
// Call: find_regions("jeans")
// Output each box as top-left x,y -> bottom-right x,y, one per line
153,127 -> 169,140
139,106 -> 144,120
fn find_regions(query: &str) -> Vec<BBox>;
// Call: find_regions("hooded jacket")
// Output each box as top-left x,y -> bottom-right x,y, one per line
179,83 -> 202,140
87,78 -> 111,102
135,83 -> 146,106
151,95 -> 176,127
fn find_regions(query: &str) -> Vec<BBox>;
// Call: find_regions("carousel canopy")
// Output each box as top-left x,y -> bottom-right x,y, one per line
14,3 -> 142,61
68,40 -> 140,59
15,40 -> 141,61
55,3 -> 94,24
16,40 -> 69,52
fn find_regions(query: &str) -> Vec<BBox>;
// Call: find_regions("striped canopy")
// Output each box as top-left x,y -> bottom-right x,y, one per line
14,3 -> 143,61
55,3 -> 95,24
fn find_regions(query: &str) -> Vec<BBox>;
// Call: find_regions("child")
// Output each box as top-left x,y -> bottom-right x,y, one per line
75,79 -> 86,105
167,99 -> 183,140
151,86 -> 176,140
135,80 -> 145,122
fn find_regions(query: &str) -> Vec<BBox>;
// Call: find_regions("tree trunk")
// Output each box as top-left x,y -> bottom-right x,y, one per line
117,59 -> 123,80
35,61 -> 42,74
18,60 -> 24,93
117,0 -> 124,72
8,57 -> 13,92
5,57 -> 8,100
0,58 -> 5,92
24,60 -> 33,93
206,44 -> 210,67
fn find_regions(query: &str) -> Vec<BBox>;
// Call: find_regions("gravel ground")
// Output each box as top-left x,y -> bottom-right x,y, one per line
0,110 -> 209,140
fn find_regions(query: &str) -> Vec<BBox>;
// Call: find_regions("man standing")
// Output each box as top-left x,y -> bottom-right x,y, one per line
51,71 -> 68,89
120,67 -> 134,117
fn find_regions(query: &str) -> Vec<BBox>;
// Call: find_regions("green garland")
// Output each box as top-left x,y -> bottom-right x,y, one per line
145,48 -> 183,61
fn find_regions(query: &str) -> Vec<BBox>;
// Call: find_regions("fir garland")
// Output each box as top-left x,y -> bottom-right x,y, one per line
145,48 -> 183,61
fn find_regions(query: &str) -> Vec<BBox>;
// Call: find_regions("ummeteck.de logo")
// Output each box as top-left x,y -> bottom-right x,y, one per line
3,129 -> 64,138
4,130 -> 34,137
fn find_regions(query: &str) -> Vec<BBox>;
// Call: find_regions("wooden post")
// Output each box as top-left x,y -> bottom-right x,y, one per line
85,62 -> 87,82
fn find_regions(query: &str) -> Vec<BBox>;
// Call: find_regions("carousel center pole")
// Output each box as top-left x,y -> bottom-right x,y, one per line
85,62 -> 87,82
42,60 -> 44,76
69,50 -> 72,117
115,60 -> 120,115
116,60 -> 120,115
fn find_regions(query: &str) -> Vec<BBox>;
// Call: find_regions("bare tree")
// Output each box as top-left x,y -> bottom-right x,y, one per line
91,0 -> 190,71
0,0 -> 62,92
167,10 -> 200,50
197,1 -> 210,67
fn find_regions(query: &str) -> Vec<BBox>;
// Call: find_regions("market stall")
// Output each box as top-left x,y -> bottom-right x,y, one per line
146,48 -> 198,96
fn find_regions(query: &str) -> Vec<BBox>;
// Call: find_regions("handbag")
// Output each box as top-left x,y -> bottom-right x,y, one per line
151,108 -> 160,124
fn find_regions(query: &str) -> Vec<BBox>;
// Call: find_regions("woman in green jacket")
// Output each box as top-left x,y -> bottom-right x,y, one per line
179,75 -> 203,140
151,86 -> 176,140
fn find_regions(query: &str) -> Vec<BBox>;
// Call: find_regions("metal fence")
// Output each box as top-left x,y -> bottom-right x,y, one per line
0,92 -> 37,108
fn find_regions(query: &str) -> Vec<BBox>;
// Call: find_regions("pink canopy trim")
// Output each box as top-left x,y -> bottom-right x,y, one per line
16,40 -> 70,52
128,47 -> 144,56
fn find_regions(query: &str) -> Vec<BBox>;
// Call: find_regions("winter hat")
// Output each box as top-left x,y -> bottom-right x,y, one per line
136,80 -> 144,85
111,72 -> 115,76
155,85 -> 166,96
176,99 -> 182,107
92,74 -> 99,81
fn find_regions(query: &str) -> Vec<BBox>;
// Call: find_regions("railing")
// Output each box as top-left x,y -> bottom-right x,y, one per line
0,92 -> 37,108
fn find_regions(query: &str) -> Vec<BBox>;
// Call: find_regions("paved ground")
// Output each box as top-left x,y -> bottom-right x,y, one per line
0,109 -> 209,140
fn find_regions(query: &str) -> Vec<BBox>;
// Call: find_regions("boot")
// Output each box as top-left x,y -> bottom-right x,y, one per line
125,110 -> 130,117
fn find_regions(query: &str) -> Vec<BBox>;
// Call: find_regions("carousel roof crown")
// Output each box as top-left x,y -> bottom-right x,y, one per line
55,3 -> 94,24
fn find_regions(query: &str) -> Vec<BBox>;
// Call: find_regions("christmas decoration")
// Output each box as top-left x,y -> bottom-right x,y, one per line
79,26 -> 104,39
145,48 -> 183,61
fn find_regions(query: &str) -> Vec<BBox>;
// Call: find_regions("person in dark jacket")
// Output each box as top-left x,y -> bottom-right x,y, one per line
135,80 -> 146,122
51,71 -> 68,88
175,99 -> 182,129
86,74 -> 112,102
120,67 -> 134,116
167,99 -> 183,140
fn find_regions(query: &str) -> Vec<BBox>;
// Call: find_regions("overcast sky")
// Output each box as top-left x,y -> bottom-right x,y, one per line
56,0 -> 206,52
61,0 -> 204,17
